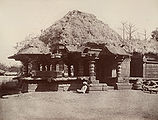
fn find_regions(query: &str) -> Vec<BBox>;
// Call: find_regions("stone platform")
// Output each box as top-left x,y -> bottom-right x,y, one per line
20,81 -> 109,92
116,83 -> 133,90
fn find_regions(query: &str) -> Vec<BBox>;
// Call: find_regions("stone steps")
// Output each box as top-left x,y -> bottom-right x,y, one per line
89,83 -> 108,91
107,86 -> 115,90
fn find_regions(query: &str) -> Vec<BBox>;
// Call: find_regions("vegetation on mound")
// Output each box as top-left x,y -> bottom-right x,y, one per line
39,10 -> 123,47
15,10 -> 158,55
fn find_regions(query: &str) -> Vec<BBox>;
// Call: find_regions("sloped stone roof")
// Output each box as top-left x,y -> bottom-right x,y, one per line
16,37 -> 50,55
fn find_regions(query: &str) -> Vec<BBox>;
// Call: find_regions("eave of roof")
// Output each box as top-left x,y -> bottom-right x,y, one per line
17,47 -> 50,54
105,45 -> 131,56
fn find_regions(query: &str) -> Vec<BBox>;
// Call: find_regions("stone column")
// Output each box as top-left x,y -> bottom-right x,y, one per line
116,57 -> 124,83
78,62 -> 84,76
143,56 -> 147,78
47,64 -> 51,71
31,60 -> 39,77
22,62 -> 28,76
117,61 -> 122,77
50,62 -> 56,71
116,56 -> 132,90
89,60 -> 96,81
42,64 -> 46,71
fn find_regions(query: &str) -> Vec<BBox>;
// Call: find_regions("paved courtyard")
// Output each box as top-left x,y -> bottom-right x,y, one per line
0,90 -> 158,120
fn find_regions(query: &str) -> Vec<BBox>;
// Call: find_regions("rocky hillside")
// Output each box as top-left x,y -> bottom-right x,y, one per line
39,10 -> 123,48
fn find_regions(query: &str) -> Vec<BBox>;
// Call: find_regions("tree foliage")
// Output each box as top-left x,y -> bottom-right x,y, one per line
0,62 -> 20,72
151,28 -> 158,41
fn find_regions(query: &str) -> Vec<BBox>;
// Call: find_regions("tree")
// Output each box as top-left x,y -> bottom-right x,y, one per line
151,28 -> 158,41
125,23 -> 137,40
0,63 -> 8,71
120,21 -> 127,40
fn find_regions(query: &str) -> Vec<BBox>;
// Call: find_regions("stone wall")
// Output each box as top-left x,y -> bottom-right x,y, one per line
120,57 -> 131,77
144,63 -> 158,78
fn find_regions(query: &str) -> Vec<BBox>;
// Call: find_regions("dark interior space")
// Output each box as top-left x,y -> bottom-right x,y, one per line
130,55 -> 143,77
96,55 -> 116,85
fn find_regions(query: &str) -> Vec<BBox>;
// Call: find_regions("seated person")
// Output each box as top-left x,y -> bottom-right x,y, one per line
77,81 -> 89,93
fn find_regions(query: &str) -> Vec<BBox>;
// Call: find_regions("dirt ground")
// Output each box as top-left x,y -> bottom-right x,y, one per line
0,90 -> 158,120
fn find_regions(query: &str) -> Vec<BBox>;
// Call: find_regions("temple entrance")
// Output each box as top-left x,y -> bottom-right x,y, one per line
96,55 -> 117,85
130,53 -> 143,77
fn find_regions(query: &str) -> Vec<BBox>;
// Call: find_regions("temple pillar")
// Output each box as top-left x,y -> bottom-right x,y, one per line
70,65 -> 74,77
116,57 -> 124,82
78,62 -> 84,76
30,60 -> 40,77
50,62 -> 56,71
22,61 -> 28,76
116,56 -> 132,90
89,60 -> 96,82
42,64 -> 46,71
143,63 -> 146,78
47,64 -> 51,71
63,64 -> 68,77
143,55 -> 147,78
117,61 -> 122,77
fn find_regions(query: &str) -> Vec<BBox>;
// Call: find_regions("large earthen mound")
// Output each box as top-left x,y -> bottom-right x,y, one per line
39,10 -> 123,47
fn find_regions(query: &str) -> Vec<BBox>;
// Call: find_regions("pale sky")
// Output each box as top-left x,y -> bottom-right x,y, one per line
0,0 -> 158,66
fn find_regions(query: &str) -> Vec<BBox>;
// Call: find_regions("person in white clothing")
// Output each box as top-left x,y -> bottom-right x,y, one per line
77,81 -> 89,93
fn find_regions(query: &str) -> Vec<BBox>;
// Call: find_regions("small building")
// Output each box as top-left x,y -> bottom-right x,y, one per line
130,52 -> 158,80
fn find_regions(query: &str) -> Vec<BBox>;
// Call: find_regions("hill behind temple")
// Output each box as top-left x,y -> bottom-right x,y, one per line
39,10 -> 123,47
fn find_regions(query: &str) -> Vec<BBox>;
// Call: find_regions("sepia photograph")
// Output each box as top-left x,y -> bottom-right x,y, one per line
0,0 -> 158,120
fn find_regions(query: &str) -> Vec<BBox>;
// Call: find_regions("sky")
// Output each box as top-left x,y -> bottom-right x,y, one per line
0,0 -> 158,66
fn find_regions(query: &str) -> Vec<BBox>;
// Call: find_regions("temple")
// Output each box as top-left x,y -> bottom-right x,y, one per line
9,40 -> 133,92
8,10 -> 158,92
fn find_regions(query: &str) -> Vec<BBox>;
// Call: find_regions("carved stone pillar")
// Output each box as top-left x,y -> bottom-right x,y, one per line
89,60 -> 96,81
78,62 -> 84,76
47,64 -> 51,71
22,62 -> 28,76
116,57 -> 124,83
117,61 -> 122,77
42,64 -> 46,71
50,62 -> 56,71
143,55 -> 147,78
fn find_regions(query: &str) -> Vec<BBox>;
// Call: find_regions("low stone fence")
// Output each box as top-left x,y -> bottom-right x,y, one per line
129,77 -> 158,83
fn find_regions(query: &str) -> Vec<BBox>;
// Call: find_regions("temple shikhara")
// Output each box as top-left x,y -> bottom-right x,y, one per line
9,10 -> 158,92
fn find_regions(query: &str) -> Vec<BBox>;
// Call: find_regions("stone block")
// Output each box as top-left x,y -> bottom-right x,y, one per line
89,86 -> 102,91
116,83 -> 132,90
89,83 -> 108,91
28,84 -> 38,92
91,80 -> 99,84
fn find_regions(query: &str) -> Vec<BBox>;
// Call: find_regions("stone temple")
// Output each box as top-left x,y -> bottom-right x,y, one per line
9,10 -> 158,92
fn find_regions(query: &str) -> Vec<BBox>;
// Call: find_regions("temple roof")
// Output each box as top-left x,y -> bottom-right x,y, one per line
17,47 -> 50,54
105,45 -> 130,56
65,45 -> 78,52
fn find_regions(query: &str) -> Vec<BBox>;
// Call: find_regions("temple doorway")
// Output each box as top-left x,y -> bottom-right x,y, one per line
96,55 -> 117,85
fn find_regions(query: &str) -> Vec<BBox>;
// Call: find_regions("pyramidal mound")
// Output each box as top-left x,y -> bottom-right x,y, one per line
39,10 -> 123,47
